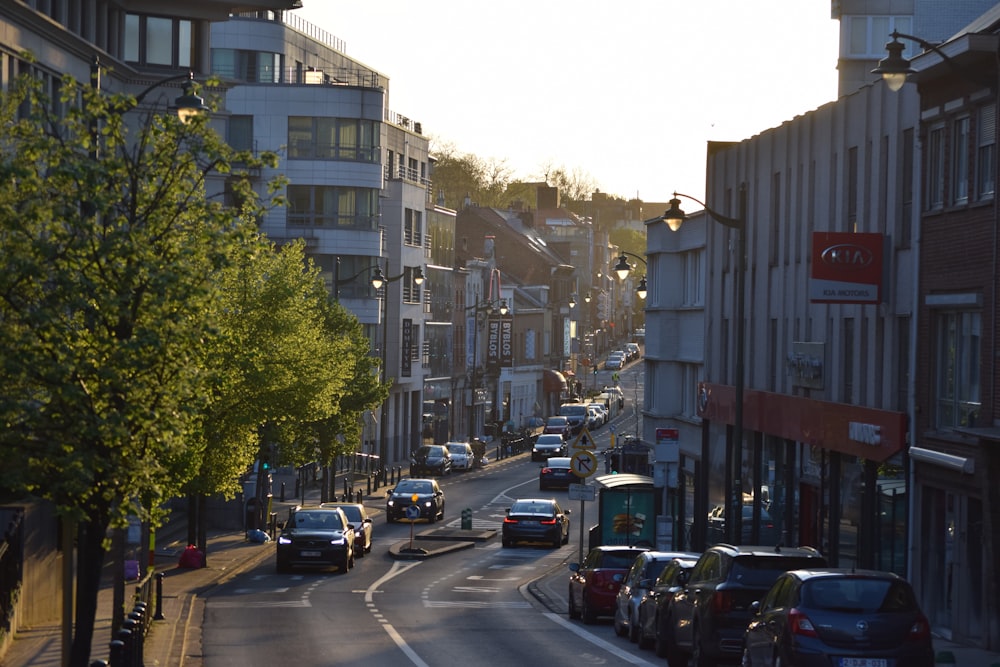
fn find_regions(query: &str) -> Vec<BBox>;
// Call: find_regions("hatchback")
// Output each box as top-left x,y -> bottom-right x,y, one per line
568,545 -> 649,624
614,550 -> 700,643
501,498 -> 570,548
742,568 -> 934,667
532,433 -> 568,461
445,441 -> 474,470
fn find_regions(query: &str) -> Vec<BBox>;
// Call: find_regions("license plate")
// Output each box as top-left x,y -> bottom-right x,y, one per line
300,550 -> 321,557
839,659 -> 887,667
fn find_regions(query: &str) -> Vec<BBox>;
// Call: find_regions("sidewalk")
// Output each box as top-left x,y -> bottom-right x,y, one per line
0,466 -> 395,667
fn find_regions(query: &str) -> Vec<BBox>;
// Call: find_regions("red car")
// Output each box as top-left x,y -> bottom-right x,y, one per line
543,416 -> 572,438
568,545 -> 649,624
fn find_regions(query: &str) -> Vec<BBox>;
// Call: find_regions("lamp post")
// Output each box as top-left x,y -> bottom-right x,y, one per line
612,252 -> 649,300
371,261 -> 424,473
657,186 -> 748,545
466,293 -> 509,441
871,29 -> 994,91
87,56 -> 210,649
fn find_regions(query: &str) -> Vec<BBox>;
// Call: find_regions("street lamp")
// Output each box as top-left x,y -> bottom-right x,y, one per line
657,186 -> 748,545
466,294 -> 509,441
333,256 -> 384,301
871,30 -> 994,92
91,57 -> 208,126
371,261 -> 424,474
612,252 -> 649,300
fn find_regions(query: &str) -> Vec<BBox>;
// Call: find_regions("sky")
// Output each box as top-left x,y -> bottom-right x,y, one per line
293,1 -> 842,206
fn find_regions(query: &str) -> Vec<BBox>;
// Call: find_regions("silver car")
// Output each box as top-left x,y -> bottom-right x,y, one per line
445,442 -> 474,470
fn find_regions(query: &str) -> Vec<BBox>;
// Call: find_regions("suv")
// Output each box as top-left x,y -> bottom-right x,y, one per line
559,403 -> 590,434
568,545 -> 649,624
276,506 -> 356,573
409,444 -> 452,476
664,544 -> 827,667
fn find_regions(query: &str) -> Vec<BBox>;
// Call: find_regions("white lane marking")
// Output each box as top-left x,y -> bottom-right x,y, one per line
424,600 -> 532,608
364,560 -> 429,667
541,612 -> 657,666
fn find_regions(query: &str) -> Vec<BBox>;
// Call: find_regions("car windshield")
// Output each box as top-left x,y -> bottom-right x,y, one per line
417,446 -> 444,457
537,435 -> 563,444
731,557 -> 823,587
396,480 -> 433,494
560,405 -> 587,415
803,577 -> 915,612
447,445 -> 467,454
600,551 -> 646,568
548,417 -> 568,424
509,501 -> 556,517
294,511 -> 343,530
329,505 -> 361,522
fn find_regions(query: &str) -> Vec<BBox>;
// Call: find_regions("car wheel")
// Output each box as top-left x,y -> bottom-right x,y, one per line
567,588 -> 580,619
628,610 -> 640,643
338,551 -> 350,573
581,593 -> 598,625
637,612 -> 653,650
552,534 -> 561,549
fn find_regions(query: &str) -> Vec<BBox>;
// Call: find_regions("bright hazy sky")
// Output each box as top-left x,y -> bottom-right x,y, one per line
293,1 -> 841,206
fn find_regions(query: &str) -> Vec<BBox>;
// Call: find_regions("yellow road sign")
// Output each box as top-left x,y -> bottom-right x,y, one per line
570,450 -> 599,478
572,427 -> 595,450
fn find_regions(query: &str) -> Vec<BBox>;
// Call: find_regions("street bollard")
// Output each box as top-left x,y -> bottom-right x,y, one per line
367,474 -> 372,495
280,481 -> 285,502
115,628 -> 132,667
128,610 -> 144,667
154,572 -> 165,620
355,489 -> 362,503
108,639 -> 125,667
461,508 -> 472,530
122,618 -> 138,667
343,478 -> 348,499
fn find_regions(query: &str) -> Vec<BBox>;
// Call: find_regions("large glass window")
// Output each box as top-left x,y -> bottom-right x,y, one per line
404,209 -> 423,247
847,15 -> 914,58
124,14 -> 193,68
287,117 -> 380,162
286,185 -> 379,229
935,310 -> 981,428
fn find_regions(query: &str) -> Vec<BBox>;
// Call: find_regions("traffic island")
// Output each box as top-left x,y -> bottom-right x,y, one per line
388,527 -> 496,560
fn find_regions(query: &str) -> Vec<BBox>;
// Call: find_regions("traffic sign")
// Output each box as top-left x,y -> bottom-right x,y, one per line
571,426 -> 595,450
568,483 -> 596,501
404,505 -> 421,520
570,450 -> 599,478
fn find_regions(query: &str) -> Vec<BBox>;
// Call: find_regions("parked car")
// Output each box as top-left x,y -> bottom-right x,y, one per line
568,545 -> 649,624
587,402 -> 609,425
664,544 -> 827,667
586,404 -> 604,429
539,456 -> 574,490
319,502 -> 373,556
275,506 -> 355,573
614,550 -> 700,642
637,556 -> 700,655
706,503 -> 779,545
532,433 -> 568,461
385,478 -> 445,523
742,568 -> 935,667
445,441 -> 474,470
558,402 -> 590,434
501,498 -> 571,548
409,444 -> 452,476
542,415 -> 573,439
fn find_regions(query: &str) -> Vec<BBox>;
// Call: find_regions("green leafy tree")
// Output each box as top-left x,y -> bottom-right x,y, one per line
0,68 -> 278,666
429,140 -> 514,209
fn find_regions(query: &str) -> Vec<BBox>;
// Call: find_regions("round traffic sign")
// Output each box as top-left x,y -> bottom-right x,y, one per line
405,505 -> 421,520
570,450 -> 599,479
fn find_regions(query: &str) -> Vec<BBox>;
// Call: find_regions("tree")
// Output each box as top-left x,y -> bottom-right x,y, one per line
0,68 -> 279,666
428,140 -> 513,209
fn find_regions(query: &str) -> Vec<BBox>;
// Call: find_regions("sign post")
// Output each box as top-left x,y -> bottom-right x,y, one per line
571,442 -> 597,564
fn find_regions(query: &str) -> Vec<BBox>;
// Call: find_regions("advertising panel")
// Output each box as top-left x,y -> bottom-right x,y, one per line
809,232 -> 883,304
600,487 -> 656,547
485,317 -> 500,373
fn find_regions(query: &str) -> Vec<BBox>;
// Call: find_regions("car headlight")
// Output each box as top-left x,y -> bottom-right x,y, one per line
387,499 -> 396,507
329,537 -> 346,545
423,500 -> 433,508
278,536 -> 292,545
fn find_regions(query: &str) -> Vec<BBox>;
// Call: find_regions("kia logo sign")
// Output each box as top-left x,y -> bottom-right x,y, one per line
820,244 -> 874,270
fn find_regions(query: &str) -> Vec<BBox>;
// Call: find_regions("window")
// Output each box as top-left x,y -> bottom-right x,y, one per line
404,209 -> 423,246
228,116 -> 254,152
209,48 -> 280,83
952,116 -> 970,205
287,117 -> 380,162
124,14 -> 193,68
926,125 -> 945,210
403,267 -> 422,303
681,363 -> 703,419
977,104 -> 995,200
935,310 -> 981,428
683,249 -> 703,306
285,185 -> 379,229
846,15 -> 914,59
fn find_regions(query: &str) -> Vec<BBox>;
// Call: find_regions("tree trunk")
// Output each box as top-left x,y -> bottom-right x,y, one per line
70,512 -> 109,667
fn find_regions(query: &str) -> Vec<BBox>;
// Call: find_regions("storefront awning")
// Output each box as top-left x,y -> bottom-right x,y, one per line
543,369 -> 567,393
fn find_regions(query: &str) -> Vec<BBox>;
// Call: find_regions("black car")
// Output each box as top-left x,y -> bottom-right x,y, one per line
275,506 -> 356,573
742,568 -> 935,667
636,556 -> 700,655
385,478 -> 445,523
665,544 -> 827,667
501,498 -> 571,548
539,457 -> 574,490
409,444 -> 452,476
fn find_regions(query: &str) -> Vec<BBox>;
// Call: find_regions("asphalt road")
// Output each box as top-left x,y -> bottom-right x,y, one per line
198,363 -> 656,666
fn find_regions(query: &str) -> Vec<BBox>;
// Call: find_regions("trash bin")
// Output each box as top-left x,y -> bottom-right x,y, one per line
245,498 -> 258,531
461,508 -> 472,530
